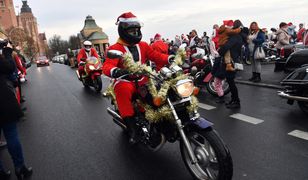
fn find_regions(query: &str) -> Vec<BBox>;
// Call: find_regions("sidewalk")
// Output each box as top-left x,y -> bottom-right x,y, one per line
235,63 -> 288,89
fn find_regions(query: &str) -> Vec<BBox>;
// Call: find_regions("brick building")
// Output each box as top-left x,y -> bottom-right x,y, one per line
0,0 -> 48,56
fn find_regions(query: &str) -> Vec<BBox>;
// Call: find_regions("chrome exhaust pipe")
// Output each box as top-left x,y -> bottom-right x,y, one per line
107,107 -> 127,129
75,70 -> 80,80
278,91 -> 308,102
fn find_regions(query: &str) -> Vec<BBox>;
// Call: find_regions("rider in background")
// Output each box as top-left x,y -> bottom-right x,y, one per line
151,33 -> 169,55
77,41 -> 99,78
102,12 -> 173,144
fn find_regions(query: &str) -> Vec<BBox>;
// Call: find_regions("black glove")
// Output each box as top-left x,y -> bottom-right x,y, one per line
112,68 -> 129,78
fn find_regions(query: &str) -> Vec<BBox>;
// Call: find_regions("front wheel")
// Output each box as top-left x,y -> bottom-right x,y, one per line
94,76 -> 102,92
205,77 -> 230,97
180,129 -> 233,180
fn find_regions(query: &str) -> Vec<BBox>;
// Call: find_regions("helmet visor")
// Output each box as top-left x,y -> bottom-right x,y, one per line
120,21 -> 142,29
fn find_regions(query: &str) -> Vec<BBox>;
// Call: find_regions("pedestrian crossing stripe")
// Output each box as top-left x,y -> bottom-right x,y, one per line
288,130 -> 308,141
230,113 -> 264,125
198,103 -> 216,110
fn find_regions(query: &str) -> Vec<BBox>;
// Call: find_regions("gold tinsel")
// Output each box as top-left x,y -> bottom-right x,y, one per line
104,48 -> 199,123
144,95 -> 199,123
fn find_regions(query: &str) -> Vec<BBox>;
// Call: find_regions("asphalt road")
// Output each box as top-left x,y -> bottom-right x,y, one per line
1,63 -> 307,180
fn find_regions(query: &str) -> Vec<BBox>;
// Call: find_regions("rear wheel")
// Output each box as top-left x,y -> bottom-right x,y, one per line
205,77 -> 230,97
94,76 -> 102,92
180,129 -> 233,180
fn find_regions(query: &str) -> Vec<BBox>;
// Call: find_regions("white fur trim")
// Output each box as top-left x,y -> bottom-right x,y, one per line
110,67 -> 117,77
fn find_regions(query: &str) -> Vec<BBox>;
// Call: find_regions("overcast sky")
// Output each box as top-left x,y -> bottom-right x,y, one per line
13,0 -> 308,44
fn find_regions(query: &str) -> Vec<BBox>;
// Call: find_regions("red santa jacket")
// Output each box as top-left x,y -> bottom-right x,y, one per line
13,52 -> 26,74
77,48 -> 99,64
151,40 -> 169,54
103,41 -> 169,77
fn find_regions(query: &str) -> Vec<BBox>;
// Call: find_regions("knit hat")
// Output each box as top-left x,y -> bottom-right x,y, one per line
115,12 -> 139,25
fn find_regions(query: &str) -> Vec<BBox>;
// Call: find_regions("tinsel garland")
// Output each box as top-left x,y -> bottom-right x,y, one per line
122,50 -> 187,102
104,48 -> 199,123
144,95 -> 199,123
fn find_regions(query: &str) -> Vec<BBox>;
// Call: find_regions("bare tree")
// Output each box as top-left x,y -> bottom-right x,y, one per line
23,36 -> 39,61
48,34 -> 69,56
68,35 -> 80,50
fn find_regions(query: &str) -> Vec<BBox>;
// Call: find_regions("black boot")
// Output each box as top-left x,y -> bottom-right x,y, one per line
124,117 -> 139,145
226,100 -> 241,109
248,72 -> 256,81
253,73 -> 261,83
0,170 -> 11,180
215,96 -> 225,103
15,165 -> 33,180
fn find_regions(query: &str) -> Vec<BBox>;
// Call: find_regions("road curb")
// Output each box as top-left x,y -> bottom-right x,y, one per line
235,79 -> 283,90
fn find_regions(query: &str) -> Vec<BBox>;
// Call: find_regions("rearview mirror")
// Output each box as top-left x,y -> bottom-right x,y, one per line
107,50 -> 123,59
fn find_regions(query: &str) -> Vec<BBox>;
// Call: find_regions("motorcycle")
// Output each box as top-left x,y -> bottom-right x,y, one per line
278,64 -> 308,114
183,47 -> 230,96
104,49 -> 233,180
76,57 -> 103,92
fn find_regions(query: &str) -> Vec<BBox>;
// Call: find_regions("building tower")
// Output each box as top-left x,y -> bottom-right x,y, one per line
0,0 -> 18,32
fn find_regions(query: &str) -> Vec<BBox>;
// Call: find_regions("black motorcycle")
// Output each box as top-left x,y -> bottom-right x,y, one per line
104,50 -> 233,180
278,64 -> 308,114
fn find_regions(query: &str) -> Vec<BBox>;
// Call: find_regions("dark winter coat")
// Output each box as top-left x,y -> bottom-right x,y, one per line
0,48 -> 24,124
218,28 -> 246,79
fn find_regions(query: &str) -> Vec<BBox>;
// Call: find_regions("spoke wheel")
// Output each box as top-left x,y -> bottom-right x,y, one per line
206,78 -> 230,97
180,129 -> 233,180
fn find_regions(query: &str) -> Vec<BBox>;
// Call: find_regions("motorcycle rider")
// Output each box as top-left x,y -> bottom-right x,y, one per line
102,12 -> 173,144
151,33 -> 169,55
77,41 -> 99,78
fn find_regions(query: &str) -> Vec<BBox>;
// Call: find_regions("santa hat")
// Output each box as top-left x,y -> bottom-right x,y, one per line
287,22 -> 293,26
154,33 -> 161,39
115,12 -> 140,25
223,20 -> 234,27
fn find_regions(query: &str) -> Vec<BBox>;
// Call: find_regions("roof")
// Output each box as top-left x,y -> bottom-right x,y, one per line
20,1 -> 32,13
87,31 -> 108,41
83,15 -> 100,29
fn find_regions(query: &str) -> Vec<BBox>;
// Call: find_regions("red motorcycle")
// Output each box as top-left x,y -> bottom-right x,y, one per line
76,57 -> 103,92
183,48 -> 230,96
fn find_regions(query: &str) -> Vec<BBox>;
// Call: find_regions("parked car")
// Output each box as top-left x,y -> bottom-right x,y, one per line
25,57 -> 32,68
36,56 -> 50,67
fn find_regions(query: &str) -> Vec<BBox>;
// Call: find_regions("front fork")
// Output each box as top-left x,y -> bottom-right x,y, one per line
167,98 -> 198,164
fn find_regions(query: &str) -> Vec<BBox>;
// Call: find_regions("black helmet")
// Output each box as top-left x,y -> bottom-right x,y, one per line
118,21 -> 142,45
116,12 -> 142,44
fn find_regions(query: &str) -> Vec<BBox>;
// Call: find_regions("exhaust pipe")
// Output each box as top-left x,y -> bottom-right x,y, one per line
107,107 -> 127,129
75,70 -> 80,80
278,91 -> 308,102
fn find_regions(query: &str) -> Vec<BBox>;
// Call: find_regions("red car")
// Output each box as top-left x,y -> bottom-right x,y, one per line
36,56 -> 50,67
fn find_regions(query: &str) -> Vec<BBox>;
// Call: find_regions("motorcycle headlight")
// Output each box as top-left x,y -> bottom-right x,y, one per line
89,65 -> 95,70
176,79 -> 194,98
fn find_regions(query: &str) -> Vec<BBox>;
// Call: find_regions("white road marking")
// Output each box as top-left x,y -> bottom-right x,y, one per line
288,130 -> 308,141
198,103 -> 216,110
230,113 -> 264,125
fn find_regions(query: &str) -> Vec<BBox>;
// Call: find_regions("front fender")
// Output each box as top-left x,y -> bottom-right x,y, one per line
91,72 -> 102,80
185,117 -> 213,130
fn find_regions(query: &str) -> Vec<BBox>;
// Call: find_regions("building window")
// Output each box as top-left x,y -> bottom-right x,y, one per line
0,0 -> 5,7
